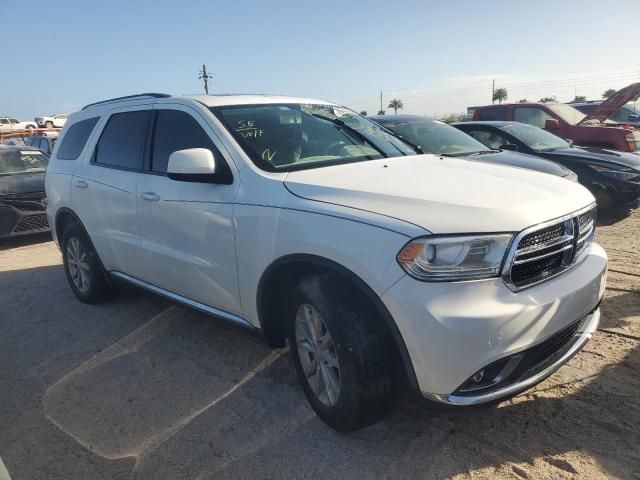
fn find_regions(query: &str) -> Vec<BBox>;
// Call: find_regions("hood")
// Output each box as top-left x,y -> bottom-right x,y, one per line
0,172 -> 45,196
471,150 -> 573,177
546,146 -> 640,170
578,82 -> 640,125
284,155 -> 594,234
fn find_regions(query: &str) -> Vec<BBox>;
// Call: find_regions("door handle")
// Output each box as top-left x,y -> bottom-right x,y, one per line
140,192 -> 160,202
73,180 -> 88,189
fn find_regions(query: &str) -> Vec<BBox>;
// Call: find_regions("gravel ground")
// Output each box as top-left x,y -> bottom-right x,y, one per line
0,211 -> 638,480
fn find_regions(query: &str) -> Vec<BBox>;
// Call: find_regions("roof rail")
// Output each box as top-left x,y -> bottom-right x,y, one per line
82,93 -> 171,110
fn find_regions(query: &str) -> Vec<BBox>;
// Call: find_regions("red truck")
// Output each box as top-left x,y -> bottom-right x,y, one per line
472,95 -> 640,153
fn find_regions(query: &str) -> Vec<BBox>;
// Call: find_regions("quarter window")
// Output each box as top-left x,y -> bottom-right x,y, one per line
56,117 -> 99,160
514,107 -> 555,129
151,110 -> 222,174
94,111 -> 150,170
477,107 -> 507,121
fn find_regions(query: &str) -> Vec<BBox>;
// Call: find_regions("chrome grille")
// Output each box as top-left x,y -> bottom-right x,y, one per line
504,205 -> 596,290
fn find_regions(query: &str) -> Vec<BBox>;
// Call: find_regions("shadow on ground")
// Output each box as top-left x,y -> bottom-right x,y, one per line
1,262 -> 638,479
0,232 -> 52,251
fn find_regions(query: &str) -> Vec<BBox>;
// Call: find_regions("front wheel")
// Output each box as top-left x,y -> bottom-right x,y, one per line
26,125 -> 35,130
286,274 -> 396,432
593,186 -> 615,210
44,121 -> 53,128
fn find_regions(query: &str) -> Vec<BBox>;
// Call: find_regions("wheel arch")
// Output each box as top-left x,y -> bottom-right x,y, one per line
257,253 -> 419,390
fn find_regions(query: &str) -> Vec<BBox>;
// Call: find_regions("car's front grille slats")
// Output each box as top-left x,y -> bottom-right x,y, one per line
13,213 -> 49,233
505,206 -> 596,290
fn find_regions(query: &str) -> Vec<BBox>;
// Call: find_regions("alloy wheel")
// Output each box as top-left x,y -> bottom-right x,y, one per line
295,303 -> 341,406
67,237 -> 91,293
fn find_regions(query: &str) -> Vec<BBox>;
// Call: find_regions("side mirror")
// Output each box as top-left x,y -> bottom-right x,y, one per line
167,148 -> 226,183
499,143 -> 518,152
544,118 -> 561,130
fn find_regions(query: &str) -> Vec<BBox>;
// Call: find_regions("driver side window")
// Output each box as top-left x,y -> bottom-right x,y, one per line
467,129 -> 509,150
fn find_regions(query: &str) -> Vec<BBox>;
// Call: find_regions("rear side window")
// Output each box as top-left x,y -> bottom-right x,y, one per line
56,117 -> 99,160
151,110 -> 222,173
514,107 -> 554,129
478,107 -> 507,121
94,111 -> 150,170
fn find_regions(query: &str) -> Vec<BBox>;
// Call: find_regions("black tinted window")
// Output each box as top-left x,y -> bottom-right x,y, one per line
151,110 -> 219,173
478,107 -> 507,121
95,111 -> 150,170
56,117 -> 99,160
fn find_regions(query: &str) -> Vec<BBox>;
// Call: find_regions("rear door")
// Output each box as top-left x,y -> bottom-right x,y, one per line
136,104 -> 241,315
71,106 -> 151,278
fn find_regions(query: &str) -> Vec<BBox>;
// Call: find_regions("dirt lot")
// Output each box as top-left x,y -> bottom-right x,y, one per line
1,211 -> 638,480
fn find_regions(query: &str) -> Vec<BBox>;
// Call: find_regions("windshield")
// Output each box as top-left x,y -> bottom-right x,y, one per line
0,149 -> 49,174
500,123 -> 570,151
546,103 -> 586,125
380,119 -> 489,156
212,103 -> 416,171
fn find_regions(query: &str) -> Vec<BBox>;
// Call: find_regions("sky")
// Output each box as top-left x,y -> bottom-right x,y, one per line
1,0 -> 639,120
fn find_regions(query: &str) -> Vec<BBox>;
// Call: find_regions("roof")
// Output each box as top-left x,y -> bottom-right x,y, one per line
184,94 -> 335,108
0,145 -> 41,151
453,121 -> 514,126
477,102 -> 564,108
368,114 -> 434,122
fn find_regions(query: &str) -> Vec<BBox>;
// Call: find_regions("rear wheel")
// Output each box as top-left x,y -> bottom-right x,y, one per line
62,223 -> 116,304
44,121 -> 53,128
26,125 -> 35,130
286,274 -> 396,431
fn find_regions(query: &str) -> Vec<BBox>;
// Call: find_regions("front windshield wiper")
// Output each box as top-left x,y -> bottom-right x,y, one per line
309,113 -> 389,158
470,150 -> 497,156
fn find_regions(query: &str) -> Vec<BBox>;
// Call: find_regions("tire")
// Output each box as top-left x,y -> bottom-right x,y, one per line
62,222 -> 116,304
593,186 -> 615,210
44,121 -> 53,128
286,273 -> 396,432
26,125 -> 35,130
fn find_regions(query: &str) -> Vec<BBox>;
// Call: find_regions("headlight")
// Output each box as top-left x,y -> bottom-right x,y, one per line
397,234 -> 513,281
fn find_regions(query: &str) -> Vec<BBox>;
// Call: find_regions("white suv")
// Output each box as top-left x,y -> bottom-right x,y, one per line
46,93 -> 607,431
35,113 -> 68,128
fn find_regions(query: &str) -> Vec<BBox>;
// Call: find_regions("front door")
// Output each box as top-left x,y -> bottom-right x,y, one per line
136,105 -> 241,316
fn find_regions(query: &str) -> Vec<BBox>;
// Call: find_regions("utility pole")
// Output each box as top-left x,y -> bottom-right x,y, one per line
198,64 -> 213,95
380,90 -> 383,113
492,79 -> 495,104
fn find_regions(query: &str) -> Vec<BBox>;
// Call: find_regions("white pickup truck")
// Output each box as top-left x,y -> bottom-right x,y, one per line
0,117 -> 37,132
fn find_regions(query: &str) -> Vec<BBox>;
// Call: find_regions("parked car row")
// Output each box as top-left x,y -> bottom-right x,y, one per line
470,82 -> 640,153
0,113 -> 68,133
42,92 -> 607,431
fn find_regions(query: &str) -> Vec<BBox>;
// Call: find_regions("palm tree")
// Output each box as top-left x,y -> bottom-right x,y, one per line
602,89 -> 617,99
388,99 -> 404,115
572,95 -> 587,103
492,88 -> 508,104
377,110 -> 386,115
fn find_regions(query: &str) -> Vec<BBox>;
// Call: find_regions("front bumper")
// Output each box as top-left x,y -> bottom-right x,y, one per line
0,197 -> 50,238
382,242 -> 607,401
